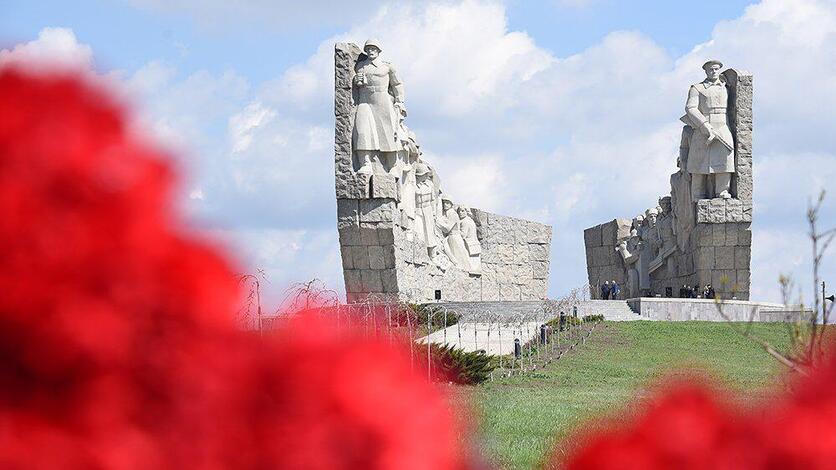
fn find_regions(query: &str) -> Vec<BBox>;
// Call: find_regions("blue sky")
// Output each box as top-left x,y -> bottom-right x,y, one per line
2,0 -> 834,306
3,1 -> 755,78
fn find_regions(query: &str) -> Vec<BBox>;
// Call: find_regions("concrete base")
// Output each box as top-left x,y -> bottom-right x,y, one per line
626,297 -> 805,322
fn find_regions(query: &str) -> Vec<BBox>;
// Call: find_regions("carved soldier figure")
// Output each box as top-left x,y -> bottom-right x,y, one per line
457,206 -> 481,275
682,60 -> 735,200
413,163 -> 438,255
656,197 -> 676,257
614,237 -> 637,298
437,198 -> 470,271
397,130 -> 420,230
352,39 -> 404,175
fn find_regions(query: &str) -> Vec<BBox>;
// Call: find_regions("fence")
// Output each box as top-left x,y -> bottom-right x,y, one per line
238,279 -> 601,381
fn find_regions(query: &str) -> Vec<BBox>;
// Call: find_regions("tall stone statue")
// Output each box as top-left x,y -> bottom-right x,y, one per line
352,39 -> 405,175
681,60 -> 735,200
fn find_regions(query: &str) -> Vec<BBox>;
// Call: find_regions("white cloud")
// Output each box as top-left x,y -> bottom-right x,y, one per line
260,0 -> 554,118
0,27 -> 94,73
229,102 -> 277,155
426,153 -> 507,212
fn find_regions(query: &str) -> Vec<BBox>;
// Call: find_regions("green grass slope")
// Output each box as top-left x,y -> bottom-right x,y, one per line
470,321 -> 795,469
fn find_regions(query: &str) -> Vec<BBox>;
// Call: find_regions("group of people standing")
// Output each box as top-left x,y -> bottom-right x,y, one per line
599,280 -> 621,300
599,281 -> 716,300
680,284 -> 716,299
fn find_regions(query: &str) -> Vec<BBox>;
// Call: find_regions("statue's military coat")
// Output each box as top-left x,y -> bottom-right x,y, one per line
682,80 -> 735,174
352,57 -> 404,153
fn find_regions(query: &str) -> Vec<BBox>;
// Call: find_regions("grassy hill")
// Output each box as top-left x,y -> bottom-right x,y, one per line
464,321 -> 797,469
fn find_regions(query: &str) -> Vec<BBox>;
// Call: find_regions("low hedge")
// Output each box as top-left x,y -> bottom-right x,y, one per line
429,343 -> 496,384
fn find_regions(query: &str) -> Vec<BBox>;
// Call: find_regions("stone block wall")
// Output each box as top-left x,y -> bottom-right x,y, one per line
641,218 -> 751,299
335,43 -> 552,303
392,211 -> 552,303
583,219 -> 630,290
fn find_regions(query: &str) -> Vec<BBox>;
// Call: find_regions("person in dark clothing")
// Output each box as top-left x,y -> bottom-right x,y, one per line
706,284 -> 716,299
611,280 -> 621,300
600,281 -> 611,300
685,285 -> 693,298
692,285 -> 700,298
680,285 -> 688,298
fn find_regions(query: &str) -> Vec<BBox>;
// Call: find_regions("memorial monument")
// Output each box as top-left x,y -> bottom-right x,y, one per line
335,40 -> 552,303
584,61 -> 753,300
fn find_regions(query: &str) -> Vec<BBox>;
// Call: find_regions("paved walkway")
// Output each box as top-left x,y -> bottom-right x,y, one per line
418,321 -> 542,355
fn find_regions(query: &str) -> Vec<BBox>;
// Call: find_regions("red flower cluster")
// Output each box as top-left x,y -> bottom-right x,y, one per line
558,358 -> 836,470
0,67 -> 465,469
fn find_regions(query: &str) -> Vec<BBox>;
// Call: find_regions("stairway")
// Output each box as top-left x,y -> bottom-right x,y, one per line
575,300 -> 651,321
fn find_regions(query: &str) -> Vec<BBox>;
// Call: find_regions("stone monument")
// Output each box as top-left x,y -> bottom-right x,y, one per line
335,41 -> 553,303
584,61 -> 753,300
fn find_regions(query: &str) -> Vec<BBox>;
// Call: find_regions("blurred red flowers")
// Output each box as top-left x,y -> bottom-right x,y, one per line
0,67 -> 466,469
558,355 -> 836,470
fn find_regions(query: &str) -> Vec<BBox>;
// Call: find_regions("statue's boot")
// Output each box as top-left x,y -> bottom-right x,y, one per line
357,154 -> 374,175
715,173 -> 732,199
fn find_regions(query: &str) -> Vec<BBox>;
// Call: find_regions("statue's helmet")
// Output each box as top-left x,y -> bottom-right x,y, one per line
414,162 -> 431,176
646,208 -> 659,217
702,59 -> 723,70
364,38 -> 383,52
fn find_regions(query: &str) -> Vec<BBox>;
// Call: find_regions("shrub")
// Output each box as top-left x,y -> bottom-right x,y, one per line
547,315 -> 582,331
429,343 -> 496,384
582,314 -> 605,323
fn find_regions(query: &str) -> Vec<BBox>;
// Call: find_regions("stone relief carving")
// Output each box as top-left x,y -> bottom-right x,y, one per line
438,198 -> 470,270
680,59 -> 735,201
413,162 -> 438,255
458,206 -> 482,275
648,196 -> 677,274
349,39 -> 482,275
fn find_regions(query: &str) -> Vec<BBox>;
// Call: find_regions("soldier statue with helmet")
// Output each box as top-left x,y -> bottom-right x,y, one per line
352,39 -> 405,175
